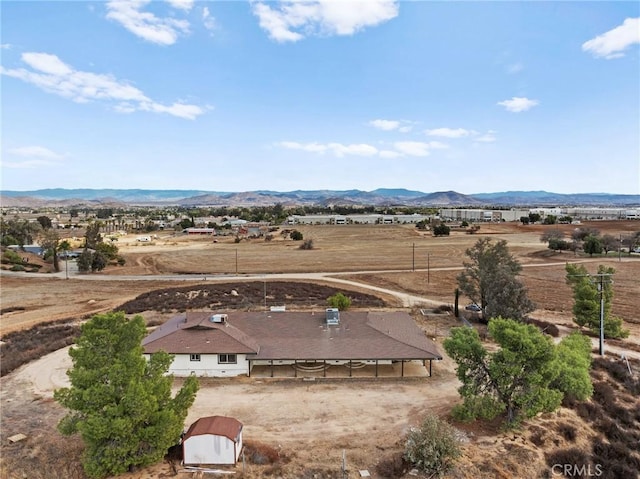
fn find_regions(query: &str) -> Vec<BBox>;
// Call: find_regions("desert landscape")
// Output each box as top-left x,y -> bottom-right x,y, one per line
1,221 -> 639,478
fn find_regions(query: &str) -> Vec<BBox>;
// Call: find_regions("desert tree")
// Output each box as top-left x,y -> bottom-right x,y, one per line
433,224 -> 450,236
39,228 -> 60,272
443,318 -> 565,426
540,230 -> 570,251
290,230 -> 303,241
457,238 -> 535,321
572,227 -> 600,242
551,332 -> 593,403
84,222 -> 103,249
600,234 -> 618,255
583,234 -> 603,256
0,217 -> 40,247
565,264 -> 629,339
36,215 -> 53,229
55,312 -> 199,478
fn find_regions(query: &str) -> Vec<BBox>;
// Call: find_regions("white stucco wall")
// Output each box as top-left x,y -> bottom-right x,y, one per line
145,354 -> 250,377
183,433 -> 240,465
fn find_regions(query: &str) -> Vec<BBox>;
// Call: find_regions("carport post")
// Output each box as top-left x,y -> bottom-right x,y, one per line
270,360 -> 273,378
323,360 -> 326,378
349,360 -> 352,377
429,360 -> 432,377
294,360 -> 297,378
375,360 -> 378,378
401,360 -> 404,377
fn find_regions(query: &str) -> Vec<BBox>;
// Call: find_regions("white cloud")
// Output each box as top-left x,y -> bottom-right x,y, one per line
8,146 -> 64,159
474,130 -> 497,143
202,6 -> 216,31
106,0 -> 190,45
379,150 -> 402,159
166,0 -> 193,11
497,96 -> 539,112
278,141 -> 378,157
277,138 -> 450,159
3,146 -> 64,168
252,0 -> 399,43
369,118 -> 413,132
582,18 -> 640,59
1,52 -> 206,120
392,141 -> 448,157
1,43 -> 12,50
369,119 -> 400,131
425,127 -> 471,138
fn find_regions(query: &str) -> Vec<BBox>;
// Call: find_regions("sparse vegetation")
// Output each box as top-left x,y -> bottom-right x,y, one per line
0,318 -> 80,376
404,414 -> 461,477
299,238 -> 314,250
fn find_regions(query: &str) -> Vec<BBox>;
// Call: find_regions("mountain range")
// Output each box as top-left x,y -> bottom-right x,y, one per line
1,189 -> 639,208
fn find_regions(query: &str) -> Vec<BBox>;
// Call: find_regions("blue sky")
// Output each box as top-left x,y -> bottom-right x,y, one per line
1,1 -> 639,194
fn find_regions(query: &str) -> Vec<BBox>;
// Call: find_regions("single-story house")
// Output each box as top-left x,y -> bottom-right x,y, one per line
142,309 -> 442,378
183,415 -> 243,466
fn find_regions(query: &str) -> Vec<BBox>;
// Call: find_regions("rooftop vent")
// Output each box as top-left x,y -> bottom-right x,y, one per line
210,314 -> 228,324
325,308 -> 340,326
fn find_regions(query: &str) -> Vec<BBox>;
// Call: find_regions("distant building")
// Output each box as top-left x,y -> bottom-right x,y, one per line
183,227 -> 217,235
7,244 -> 45,256
438,209 -> 530,222
286,213 -> 433,225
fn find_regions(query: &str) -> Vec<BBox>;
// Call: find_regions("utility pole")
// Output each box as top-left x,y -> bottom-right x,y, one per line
412,243 -> 415,272
567,270 -> 613,357
598,275 -> 605,356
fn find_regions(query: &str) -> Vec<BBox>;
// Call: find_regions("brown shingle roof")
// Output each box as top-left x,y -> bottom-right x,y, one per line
142,314 -> 260,354
184,416 -> 242,442
143,311 -> 441,360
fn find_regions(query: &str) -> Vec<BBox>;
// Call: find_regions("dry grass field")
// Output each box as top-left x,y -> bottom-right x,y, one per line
1,220 -> 639,478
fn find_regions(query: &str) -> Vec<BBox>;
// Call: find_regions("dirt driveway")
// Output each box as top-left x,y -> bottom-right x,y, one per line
8,341 -> 460,475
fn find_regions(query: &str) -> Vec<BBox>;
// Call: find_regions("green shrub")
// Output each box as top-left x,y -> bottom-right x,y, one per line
327,292 -> 351,310
404,414 -> 461,477
10,264 -> 25,272
451,404 -> 475,423
454,395 -> 505,422
2,250 -> 23,264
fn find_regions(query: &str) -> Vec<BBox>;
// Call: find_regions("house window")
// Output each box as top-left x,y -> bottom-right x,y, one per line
190,354 -> 201,362
219,354 -> 237,364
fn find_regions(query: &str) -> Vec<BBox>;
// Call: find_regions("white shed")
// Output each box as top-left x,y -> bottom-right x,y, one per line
183,416 -> 243,466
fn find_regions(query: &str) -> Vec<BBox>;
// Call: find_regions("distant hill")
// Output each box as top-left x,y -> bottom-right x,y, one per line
1,189 -> 638,208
